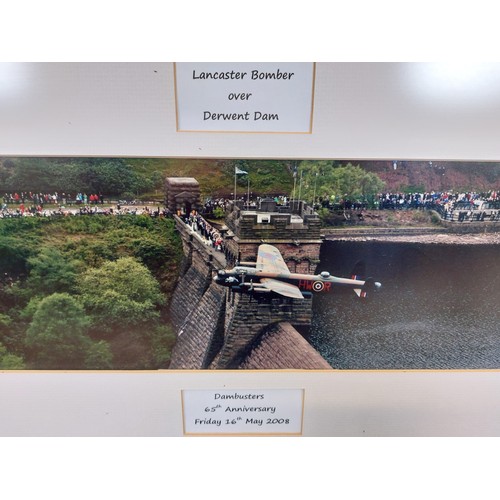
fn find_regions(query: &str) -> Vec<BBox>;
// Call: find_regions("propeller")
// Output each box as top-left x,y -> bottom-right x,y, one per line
238,269 -> 247,284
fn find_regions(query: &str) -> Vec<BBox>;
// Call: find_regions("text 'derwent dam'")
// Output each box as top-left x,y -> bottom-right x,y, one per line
175,63 -> 315,133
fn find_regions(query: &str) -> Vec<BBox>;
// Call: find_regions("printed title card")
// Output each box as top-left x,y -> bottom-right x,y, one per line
182,389 -> 304,435
174,62 -> 315,133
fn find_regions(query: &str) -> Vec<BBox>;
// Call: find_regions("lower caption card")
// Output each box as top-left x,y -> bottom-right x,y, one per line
182,389 -> 304,435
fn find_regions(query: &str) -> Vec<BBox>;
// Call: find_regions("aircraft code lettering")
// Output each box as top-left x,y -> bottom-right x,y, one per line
298,280 -> 332,293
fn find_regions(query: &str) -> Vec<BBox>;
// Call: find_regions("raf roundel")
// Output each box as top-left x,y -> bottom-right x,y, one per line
312,281 -> 324,292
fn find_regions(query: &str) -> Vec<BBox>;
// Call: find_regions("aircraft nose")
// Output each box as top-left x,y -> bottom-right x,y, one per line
214,271 -> 228,285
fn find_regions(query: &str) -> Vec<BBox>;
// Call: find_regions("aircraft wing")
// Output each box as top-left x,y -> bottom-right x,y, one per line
256,244 -> 290,274
259,278 -> 304,299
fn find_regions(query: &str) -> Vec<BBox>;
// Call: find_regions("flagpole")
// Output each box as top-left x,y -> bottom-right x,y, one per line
313,172 -> 318,206
291,166 -> 297,211
234,166 -> 248,206
298,170 -> 303,202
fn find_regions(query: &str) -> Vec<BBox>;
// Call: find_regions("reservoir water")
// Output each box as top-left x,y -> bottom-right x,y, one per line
309,240 -> 500,369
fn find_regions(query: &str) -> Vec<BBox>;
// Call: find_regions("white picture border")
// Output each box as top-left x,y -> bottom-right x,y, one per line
1,62 -> 499,437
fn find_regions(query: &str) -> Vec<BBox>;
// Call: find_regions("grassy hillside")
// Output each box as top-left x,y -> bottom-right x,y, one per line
357,161 -> 500,193
125,158 -> 295,199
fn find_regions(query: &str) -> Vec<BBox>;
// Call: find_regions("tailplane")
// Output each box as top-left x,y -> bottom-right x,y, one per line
354,277 -> 382,298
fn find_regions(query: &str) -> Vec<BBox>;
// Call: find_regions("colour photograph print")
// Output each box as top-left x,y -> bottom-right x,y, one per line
0,157 -> 499,370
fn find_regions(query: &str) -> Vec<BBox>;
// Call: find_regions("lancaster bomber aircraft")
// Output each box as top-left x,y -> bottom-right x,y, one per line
214,244 -> 381,299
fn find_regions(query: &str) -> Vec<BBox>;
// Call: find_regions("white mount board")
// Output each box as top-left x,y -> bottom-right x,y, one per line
1,62 -> 499,437
1,62 -> 500,160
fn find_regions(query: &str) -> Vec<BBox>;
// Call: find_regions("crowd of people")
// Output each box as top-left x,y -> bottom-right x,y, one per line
201,195 -> 291,215
372,190 -> 500,221
375,190 -> 499,211
2,188 -> 500,222
0,200 -> 168,219
1,191 -> 110,217
316,190 -> 499,212
183,211 -> 224,249
2,192 -> 105,207
182,210 -> 237,265
202,198 -> 231,214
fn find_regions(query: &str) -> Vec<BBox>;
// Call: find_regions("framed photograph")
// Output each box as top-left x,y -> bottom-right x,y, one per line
1,62 -> 499,437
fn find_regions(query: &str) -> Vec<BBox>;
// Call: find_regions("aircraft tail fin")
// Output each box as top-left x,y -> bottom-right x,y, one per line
350,261 -> 366,281
353,278 -> 381,299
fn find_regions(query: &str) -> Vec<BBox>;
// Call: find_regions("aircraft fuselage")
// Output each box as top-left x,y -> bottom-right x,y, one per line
214,266 -> 378,296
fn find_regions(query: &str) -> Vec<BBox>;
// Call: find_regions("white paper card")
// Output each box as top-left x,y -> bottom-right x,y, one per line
175,62 -> 315,133
182,389 -> 304,435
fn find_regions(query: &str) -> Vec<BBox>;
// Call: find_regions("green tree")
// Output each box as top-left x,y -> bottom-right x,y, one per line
25,293 -> 92,369
0,312 -> 15,351
149,324 -> 177,367
297,161 -> 385,204
150,171 -> 165,191
0,313 -> 12,335
0,343 -> 25,369
2,158 -> 76,192
78,257 -> 164,334
76,159 -> 149,197
26,247 -> 81,297
0,236 -> 34,276
84,340 -> 113,369
1,157 -> 151,197
212,207 -> 225,219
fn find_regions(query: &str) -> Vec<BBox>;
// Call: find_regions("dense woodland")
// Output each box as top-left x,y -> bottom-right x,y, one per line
0,215 -> 182,369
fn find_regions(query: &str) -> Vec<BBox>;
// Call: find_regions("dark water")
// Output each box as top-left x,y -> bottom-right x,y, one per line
309,241 -> 500,369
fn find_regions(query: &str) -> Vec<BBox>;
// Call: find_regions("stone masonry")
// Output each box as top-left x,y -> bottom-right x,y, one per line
169,217 -> 226,369
212,291 -> 313,369
240,322 -> 332,370
224,201 -> 322,274
168,198 -> 331,370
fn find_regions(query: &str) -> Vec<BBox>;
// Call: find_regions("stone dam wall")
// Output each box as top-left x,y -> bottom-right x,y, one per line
168,216 -> 332,370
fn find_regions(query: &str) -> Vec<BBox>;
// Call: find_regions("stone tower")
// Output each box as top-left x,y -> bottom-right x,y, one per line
164,177 -> 201,215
